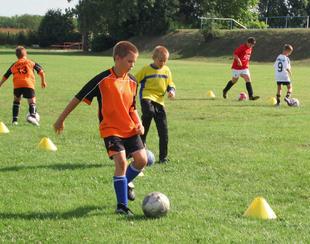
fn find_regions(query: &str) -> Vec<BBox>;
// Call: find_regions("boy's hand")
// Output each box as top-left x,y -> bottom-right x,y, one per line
41,81 -> 47,88
54,119 -> 64,134
135,124 -> 145,135
168,90 -> 175,100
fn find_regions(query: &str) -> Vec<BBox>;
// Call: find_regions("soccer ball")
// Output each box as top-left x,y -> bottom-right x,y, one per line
142,192 -> 170,218
238,92 -> 248,101
146,149 -> 155,166
26,112 -> 40,122
289,98 -> 300,107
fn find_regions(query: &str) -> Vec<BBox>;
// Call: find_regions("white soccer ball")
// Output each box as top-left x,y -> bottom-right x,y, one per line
26,112 -> 40,122
142,192 -> 170,218
290,98 -> 300,107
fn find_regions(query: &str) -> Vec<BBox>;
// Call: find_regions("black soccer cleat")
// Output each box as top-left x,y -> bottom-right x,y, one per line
249,96 -> 260,100
128,184 -> 135,201
158,158 -> 169,164
115,203 -> 134,217
222,90 -> 227,99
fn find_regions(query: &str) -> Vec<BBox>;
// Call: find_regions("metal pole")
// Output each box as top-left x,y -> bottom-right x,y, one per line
307,16 -> 309,28
265,17 -> 268,27
285,16 -> 288,28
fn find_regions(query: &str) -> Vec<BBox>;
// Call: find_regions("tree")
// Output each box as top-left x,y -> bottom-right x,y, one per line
37,9 -> 77,47
177,0 -> 205,28
72,0 -> 107,51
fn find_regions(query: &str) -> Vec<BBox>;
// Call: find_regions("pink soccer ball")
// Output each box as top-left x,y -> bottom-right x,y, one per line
238,92 -> 248,101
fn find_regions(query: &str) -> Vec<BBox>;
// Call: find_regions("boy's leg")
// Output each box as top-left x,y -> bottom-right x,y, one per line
113,152 -> 133,216
153,103 -> 168,163
276,84 -> 282,105
124,135 -> 147,201
12,96 -> 21,124
223,77 -> 238,99
284,83 -> 292,105
104,136 -> 133,215
241,74 -> 259,100
28,97 -> 37,117
140,99 -> 155,145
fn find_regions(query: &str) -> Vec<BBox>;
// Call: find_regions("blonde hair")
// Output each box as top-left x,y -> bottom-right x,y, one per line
113,41 -> 139,59
152,46 -> 169,60
283,44 -> 293,52
16,46 -> 26,58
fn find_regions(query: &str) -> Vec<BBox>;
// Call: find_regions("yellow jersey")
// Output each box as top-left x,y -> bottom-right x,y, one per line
135,64 -> 175,106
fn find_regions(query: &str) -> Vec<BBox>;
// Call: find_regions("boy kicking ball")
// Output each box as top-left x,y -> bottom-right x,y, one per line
274,44 -> 294,106
222,37 -> 259,101
0,46 -> 46,126
54,41 -> 147,216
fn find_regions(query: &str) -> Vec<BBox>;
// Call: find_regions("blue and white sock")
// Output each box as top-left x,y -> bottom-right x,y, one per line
113,176 -> 128,206
126,164 -> 141,183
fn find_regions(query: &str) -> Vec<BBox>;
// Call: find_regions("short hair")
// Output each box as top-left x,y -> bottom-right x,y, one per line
16,46 -> 26,58
113,41 -> 138,59
247,37 -> 256,45
152,45 -> 169,60
283,44 -> 293,52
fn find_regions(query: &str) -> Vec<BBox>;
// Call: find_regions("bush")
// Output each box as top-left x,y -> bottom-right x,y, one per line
91,33 -> 117,52
247,21 -> 268,29
202,23 -> 224,42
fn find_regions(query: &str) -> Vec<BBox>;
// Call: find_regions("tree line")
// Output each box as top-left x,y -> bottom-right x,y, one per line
1,0 -> 310,51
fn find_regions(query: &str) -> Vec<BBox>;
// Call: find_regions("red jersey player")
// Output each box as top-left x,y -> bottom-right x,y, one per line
222,37 -> 259,100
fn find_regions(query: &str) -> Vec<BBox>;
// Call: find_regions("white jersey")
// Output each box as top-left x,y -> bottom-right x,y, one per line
274,54 -> 291,82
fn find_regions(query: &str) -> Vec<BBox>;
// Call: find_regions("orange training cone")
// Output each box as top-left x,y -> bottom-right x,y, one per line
38,137 -> 57,151
244,197 -> 277,220
207,90 -> 216,98
0,122 -> 9,134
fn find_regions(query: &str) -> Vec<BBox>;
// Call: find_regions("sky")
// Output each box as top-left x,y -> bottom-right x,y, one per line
0,0 -> 79,17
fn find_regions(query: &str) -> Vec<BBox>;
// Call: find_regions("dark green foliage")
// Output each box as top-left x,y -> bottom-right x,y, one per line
0,15 -> 42,30
91,33 -> 116,52
37,9 -> 79,47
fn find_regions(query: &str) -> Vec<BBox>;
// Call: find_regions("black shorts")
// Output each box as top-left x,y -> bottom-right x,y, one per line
277,81 -> 291,86
14,88 -> 35,99
104,135 -> 144,159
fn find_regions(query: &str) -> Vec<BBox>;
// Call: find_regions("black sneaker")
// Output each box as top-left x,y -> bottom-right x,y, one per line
222,90 -> 227,99
159,158 -> 168,164
249,96 -> 260,100
128,183 -> 135,201
115,203 -> 134,217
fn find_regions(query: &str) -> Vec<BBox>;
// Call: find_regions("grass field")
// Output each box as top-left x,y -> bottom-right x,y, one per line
0,49 -> 310,242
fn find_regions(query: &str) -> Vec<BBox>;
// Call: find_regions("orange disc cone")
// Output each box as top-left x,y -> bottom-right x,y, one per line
244,197 -> 277,220
207,90 -> 216,98
38,137 -> 57,151
0,122 -> 9,134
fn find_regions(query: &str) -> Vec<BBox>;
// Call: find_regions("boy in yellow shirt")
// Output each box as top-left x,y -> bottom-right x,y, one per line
135,46 -> 176,163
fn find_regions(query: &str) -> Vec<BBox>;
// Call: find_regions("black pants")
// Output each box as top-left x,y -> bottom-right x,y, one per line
140,99 -> 168,161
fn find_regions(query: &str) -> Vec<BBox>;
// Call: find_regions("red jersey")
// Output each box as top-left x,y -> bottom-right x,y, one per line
75,68 -> 139,138
231,44 -> 252,70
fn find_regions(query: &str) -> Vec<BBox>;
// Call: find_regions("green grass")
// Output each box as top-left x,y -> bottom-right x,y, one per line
0,49 -> 310,242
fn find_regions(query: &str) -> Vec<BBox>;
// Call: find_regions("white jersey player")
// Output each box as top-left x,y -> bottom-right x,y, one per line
274,44 -> 293,106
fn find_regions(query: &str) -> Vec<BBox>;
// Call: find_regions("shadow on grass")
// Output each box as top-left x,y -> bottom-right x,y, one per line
0,205 -> 105,220
0,163 -> 109,172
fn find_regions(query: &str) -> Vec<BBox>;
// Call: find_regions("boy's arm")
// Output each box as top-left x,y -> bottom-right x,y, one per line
130,109 -> 144,135
54,97 -> 81,134
166,68 -> 176,99
34,63 -> 47,88
0,66 -> 13,88
0,77 -> 8,87
38,70 -> 47,88
233,54 -> 242,67
287,68 -> 292,77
